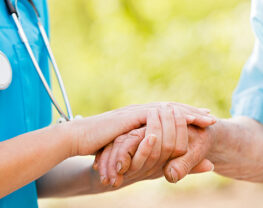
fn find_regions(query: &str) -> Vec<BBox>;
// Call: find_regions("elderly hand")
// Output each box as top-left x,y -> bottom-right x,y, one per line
93,104 -> 215,187
163,125 -> 214,183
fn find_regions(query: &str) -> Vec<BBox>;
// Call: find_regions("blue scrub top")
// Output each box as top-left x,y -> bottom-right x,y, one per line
0,0 -> 51,207
231,0 -> 263,123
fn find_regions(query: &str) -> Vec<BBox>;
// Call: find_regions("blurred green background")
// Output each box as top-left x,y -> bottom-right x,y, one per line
40,0 -> 258,207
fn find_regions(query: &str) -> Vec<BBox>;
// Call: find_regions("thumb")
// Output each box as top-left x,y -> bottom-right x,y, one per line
163,151 -> 196,183
163,153 -> 213,183
164,126 -> 212,183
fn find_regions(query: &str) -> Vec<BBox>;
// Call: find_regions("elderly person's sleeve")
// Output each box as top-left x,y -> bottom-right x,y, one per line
231,0 -> 263,123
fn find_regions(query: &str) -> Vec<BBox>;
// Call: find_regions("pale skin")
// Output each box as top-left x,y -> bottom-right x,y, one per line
97,116 -> 263,186
0,102 -> 215,198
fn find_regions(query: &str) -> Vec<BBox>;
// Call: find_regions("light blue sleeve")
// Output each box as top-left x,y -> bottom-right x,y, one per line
231,0 -> 263,123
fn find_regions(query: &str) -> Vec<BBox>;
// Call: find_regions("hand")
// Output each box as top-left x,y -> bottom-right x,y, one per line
163,125 -> 214,183
94,104 -> 215,186
94,127 -> 214,187
65,102 -> 214,156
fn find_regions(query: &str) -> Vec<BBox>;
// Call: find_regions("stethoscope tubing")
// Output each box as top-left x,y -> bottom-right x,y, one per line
4,0 -> 73,121
37,19 -> 73,120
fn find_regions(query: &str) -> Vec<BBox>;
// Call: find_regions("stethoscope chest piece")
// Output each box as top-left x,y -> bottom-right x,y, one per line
0,51 -> 12,90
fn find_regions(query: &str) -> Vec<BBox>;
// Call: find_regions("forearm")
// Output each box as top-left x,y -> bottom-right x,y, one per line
0,123 -> 71,198
37,157 -> 135,198
208,116 -> 263,182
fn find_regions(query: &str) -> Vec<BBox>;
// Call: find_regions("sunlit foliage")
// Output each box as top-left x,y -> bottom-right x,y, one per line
49,0 -> 253,118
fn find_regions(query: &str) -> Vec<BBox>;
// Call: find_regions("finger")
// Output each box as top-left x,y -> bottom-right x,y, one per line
111,175 -> 124,188
185,115 -> 196,124
98,144 -> 113,185
144,105 -> 176,177
171,107 -> 188,158
198,108 -> 211,113
158,104 -> 176,162
93,150 -> 102,171
189,114 -> 216,128
163,157 -> 191,184
107,136 -> 124,187
164,127 -> 209,183
181,110 -> 216,127
178,107 -> 216,127
115,103 -> 215,129
190,159 -> 214,174
175,103 -> 211,115
121,102 -> 211,118
116,128 -> 146,175
107,130 -> 145,187
129,134 -> 157,173
138,108 -> 162,171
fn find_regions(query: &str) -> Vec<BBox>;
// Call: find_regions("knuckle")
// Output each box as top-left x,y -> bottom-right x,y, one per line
119,160 -> 130,173
148,152 -> 160,161
162,144 -> 174,153
118,147 -> 131,157
129,129 -> 144,139
140,149 -> 150,158
130,166 -> 139,173
160,103 -> 170,111
108,171 -> 117,179
178,159 -> 190,178
151,123 -> 161,132
119,153 -> 131,164
145,169 -> 156,177
174,146 -> 187,157
115,135 -> 126,143
175,117 -> 186,126
129,129 -> 140,136
167,103 -> 174,113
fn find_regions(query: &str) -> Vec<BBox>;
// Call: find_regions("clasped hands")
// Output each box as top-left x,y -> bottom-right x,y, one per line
92,103 -> 216,188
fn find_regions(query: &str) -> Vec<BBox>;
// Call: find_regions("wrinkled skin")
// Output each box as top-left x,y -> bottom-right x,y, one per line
94,105 -> 215,187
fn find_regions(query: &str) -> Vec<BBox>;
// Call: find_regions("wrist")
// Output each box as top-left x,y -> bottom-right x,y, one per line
57,120 -> 80,158
205,119 -> 220,161
64,117 -> 97,156
206,118 -> 230,164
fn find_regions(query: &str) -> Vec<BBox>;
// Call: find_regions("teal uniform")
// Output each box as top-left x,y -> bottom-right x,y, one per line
0,0 -> 51,207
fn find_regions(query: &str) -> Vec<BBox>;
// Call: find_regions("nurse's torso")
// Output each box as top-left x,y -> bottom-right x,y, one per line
0,0 -> 51,207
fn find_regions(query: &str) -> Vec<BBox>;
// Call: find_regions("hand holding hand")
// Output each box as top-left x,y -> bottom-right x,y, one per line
93,104 -> 216,187
163,125 -> 215,183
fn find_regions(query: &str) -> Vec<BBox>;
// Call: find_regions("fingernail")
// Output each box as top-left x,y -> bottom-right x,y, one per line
203,116 -> 214,123
148,134 -> 157,146
100,176 -> 106,184
110,178 -> 116,187
170,168 -> 178,183
117,162 -> 122,173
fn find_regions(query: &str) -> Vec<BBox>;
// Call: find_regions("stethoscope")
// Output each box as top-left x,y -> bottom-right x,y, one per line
1,0 -> 77,122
